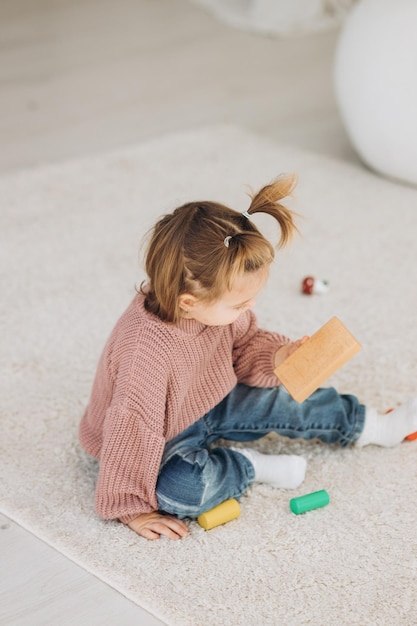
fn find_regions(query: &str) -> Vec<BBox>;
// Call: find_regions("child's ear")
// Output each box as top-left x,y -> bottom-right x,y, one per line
178,293 -> 198,313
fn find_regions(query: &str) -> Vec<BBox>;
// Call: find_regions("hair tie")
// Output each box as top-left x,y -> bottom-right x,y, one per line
224,236 -> 232,248
241,210 -> 251,219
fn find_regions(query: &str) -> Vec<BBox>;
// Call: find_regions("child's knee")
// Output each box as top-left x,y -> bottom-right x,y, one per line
156,454 -> 209,517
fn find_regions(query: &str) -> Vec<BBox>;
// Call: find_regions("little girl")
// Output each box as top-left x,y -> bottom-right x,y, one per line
79,174 -> 417,541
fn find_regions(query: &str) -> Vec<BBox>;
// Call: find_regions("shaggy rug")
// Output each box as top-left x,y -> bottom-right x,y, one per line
1,126 -> 417,626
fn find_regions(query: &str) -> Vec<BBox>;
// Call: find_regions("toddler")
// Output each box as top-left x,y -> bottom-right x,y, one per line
79,174 -> 417,541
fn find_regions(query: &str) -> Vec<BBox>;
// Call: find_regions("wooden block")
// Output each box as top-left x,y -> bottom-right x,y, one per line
274,316 -> 361,403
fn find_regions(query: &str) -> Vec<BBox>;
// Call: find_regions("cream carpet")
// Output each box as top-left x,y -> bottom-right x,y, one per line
1,126 -> 417,626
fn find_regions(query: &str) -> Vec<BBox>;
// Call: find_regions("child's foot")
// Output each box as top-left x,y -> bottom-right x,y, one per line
357,397 -> 417,447
232,447 -> 306,489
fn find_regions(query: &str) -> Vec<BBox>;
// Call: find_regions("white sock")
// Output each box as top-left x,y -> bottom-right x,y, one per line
232,447 -> 306,489
356,398 -> 417,447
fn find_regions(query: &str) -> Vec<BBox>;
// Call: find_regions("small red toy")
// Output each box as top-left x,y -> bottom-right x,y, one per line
301,276 -> 329,295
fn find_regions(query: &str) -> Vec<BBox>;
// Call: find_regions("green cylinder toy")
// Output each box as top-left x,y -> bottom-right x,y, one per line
290,490 -> 330,515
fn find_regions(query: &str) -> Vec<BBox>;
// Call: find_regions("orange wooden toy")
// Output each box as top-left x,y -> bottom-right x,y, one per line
275,316 -> 361,403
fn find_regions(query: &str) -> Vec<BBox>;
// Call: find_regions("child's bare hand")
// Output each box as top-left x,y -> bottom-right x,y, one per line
127,511 -> 190,541
274,336 -> 309,369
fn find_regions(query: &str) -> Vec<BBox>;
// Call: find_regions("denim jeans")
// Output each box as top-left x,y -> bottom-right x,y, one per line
156,384 -> 365,518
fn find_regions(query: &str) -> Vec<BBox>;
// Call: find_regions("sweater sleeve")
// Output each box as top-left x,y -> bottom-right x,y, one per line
94,326 -> 170,524
95,404 -> 166,523
232,310 -> 291,387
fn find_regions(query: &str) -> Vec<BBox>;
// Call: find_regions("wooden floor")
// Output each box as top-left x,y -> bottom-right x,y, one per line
0,513 -> 162,626
0,0 -> 356,176
0,1 -> 356,624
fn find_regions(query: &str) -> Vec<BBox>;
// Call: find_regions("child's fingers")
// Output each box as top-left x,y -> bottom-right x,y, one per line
139,527 -> 163,541
287,339 -> 303,354
162,517 -> 190,539
129,512 -> 189,540
294,336 -> 309,347
292,336 -> 310,350
149,517 -> 189,541
137,522 -> 180,541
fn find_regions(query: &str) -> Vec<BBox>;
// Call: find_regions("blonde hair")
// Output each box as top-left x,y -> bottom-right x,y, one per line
142,174 -> 298,322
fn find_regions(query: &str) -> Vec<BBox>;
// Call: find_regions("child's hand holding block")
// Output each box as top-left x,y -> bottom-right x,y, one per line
275,316 -> 361,403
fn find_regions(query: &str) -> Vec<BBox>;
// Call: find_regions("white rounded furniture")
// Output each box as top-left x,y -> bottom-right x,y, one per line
334,0 -> 417,186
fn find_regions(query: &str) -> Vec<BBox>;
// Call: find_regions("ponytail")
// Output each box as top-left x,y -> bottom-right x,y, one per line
244,173 -> 298,248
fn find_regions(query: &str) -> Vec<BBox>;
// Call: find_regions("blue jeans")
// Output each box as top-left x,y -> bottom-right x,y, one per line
156,384 -> 365,518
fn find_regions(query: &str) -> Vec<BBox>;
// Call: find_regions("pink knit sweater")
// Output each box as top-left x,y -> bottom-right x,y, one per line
79,293 -> 290,523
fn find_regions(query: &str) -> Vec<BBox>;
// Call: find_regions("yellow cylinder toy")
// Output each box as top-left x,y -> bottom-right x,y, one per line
197,498 -> 240,530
